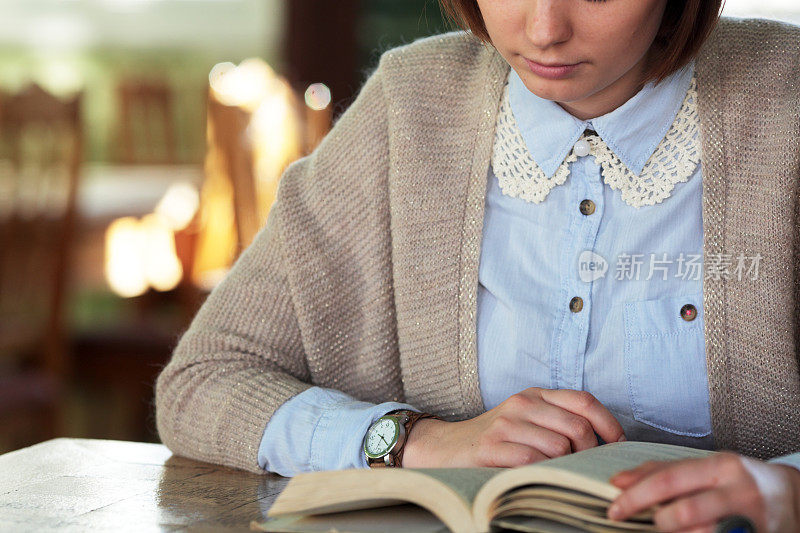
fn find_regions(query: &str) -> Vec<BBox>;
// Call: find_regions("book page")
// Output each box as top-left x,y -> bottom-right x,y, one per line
493,500 -> 656,530
525,441 -> 714,485
500,486 -> 609,509
252,503 -> 450,533
492,515 -> 589,533
497,489 -> 653,521
267,467 -> 503,533
472,441 -> 715,530
495,511 -> 648,533
407,468 -> 503,507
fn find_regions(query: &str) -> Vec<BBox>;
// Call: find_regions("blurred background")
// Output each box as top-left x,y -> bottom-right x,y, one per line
0,0 -> 797,454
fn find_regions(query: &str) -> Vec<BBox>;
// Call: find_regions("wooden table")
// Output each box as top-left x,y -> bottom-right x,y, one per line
0,438 -> 289,532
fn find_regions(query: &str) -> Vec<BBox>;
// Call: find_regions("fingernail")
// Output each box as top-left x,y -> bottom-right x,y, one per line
618,435 -> 627,442
607,502 -> 621,519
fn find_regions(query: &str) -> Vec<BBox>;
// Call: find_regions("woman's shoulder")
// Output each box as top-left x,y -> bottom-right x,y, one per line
715,15 -> 800,40
374,30 -> 500,90
709,16 -> 800,61
379,30 -> 485,60
699,16 -> 800,88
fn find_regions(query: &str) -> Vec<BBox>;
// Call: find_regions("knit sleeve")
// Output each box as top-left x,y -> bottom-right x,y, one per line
155,54 -> 392,474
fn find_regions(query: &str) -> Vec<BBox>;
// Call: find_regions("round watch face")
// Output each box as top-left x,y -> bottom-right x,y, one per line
364,417 -> 400,458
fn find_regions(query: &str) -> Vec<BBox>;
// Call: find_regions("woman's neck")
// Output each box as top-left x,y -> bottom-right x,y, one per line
556,55 -> 649,121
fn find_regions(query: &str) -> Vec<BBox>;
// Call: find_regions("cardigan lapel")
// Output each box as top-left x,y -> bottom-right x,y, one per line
454,51 -> 511,419
693,17 -> 800,459
693,20 -> 732,452
387,39 -> 508,420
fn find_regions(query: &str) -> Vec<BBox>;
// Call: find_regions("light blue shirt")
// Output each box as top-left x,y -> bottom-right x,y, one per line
258,59 -> 800,477
479,61 -> 712,445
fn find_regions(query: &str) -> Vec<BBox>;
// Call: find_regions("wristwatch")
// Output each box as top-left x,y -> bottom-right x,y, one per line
363,409 -> 440,468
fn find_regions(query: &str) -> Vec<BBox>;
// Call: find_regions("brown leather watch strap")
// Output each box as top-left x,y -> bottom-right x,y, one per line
393,411 -> 441,468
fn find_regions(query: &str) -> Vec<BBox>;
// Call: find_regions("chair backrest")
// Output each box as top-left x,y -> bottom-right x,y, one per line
0,83 -> 83,379
116,79 -> 176,165
202,83 -> 308,255
204,94 -> 260,254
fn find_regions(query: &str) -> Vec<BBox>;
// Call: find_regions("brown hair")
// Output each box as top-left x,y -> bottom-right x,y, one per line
436,0 -> 725,88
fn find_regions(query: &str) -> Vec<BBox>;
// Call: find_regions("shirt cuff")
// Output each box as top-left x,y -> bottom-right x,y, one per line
258,385 -> 419,476
767,452 -> 800,473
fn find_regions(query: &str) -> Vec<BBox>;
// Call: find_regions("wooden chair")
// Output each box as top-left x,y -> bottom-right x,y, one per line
203,82 -> 307,254
116,79 -> 177,165
66,80 -> 201,443
0,84 -> 82,452
205,94 -> 260,253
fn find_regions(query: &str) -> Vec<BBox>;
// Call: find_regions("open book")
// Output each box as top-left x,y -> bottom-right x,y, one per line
252,441 -> 715,533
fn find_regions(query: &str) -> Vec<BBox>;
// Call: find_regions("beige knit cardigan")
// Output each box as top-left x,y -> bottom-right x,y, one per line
156,16 -> 800,475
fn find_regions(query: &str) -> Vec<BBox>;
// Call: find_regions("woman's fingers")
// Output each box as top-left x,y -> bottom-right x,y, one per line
487,388 -> 626,469
651,486 -> 744,532
608,455 -> 726,521
674,525 -> 715,533
522,400 -> 599,452
536,388 -> 626,445
493,416 -> 575,458
483,441 -> 550,468
610,460 -> 670,489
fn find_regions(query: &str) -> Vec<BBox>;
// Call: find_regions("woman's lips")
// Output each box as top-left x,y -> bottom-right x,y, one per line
524,58 -> 582,79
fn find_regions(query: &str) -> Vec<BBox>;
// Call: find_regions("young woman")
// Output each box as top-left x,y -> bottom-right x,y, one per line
156,1 -> 800,530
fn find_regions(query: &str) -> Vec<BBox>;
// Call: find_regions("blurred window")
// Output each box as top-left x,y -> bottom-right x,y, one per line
722,0 -> 800,23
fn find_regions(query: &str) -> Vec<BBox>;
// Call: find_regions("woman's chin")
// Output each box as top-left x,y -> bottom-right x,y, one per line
527,81 -> 590,104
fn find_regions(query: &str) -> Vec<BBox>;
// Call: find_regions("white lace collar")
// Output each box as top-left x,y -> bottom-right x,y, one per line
491,75 -> 701,209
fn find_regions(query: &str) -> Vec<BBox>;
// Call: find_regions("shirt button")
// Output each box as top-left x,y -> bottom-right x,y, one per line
569,296 -> 583,313
573,139 -> 590,157
579,199 -> 595,215
680,303 -> 697,321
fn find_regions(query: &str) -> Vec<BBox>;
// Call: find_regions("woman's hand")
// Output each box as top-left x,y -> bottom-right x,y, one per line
402,387 -> 626,468
606,451 -> 800,532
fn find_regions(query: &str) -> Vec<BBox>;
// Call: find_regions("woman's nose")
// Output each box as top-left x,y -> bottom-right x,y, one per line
525,0 -> 573,49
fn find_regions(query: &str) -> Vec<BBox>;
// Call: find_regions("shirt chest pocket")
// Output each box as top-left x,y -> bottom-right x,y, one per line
623,292 -> 712,437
